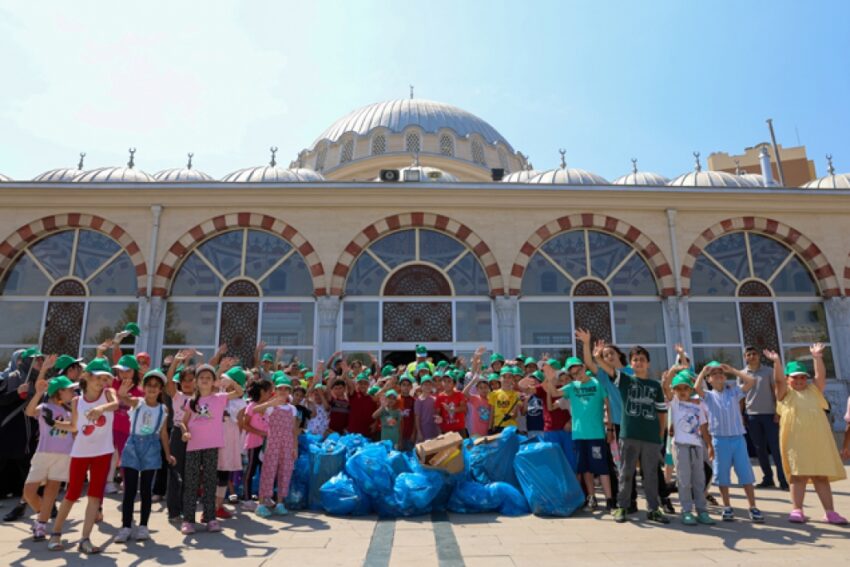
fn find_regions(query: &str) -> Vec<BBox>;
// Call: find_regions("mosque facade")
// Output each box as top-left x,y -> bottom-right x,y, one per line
1,97 -> 849,427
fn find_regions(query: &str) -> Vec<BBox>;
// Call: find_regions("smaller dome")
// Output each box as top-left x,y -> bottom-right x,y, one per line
374,164 -> 458,183
74,149 -> 154,183
668,152 -> 747,188
222,147 -> 324,182
287,168 -> 325,182
612,161 -> 669,186
154,155 -> 214,182
739,173 -> 766,187
33,168 -> 83,182
0,172 -> 12,182
802,155 -> 850,189
527,151 -> 609,185
501,167 -> 539,183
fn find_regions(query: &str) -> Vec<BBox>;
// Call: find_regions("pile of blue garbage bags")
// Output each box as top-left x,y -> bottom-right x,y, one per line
282,427 -> 586,518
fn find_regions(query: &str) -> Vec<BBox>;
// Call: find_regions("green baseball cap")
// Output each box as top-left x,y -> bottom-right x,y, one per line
224,366 -> 247,387
271,370 -> 286,382
524,357 -> 537,366
356,372 -> 370,383
124,322 -> 141,337
671,371 -> 695,389
705,360 -> 724,369
299,363 -> 309,371
490,353 -> 505,364
784,360 -> 809,376
384,389 -> 398,398
313,383 -> 326,390
436,360 -> 448,368
274,375 -> 293,388
113,354 -> 140,372
531,370 -> 544,382
47,376 -> 75,397
499,366 -> 513,376
304,371 -> 315,380
487,373 -> 501,383
546,358 -> 562,371
22,347 -> 44,359
419,375 -> 433,384
261,353 -> 274,363
367,385 -> 381,396
54,354 -> 84,373
415,345 -> 428,357
85,357 -> 113,376
143,369 -> 167,387
381,364 -> 396,377
565,356 -> 584,370
399,374 -> 413,383
416,362 -> 430,373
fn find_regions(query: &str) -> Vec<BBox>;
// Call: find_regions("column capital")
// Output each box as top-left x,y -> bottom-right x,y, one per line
316,296 -> 341,327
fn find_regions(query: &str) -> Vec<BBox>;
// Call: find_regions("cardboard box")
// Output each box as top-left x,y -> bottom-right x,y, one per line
415,432 -> 465,474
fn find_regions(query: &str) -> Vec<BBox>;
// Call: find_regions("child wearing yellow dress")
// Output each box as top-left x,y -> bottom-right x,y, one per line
765,343 -> 847,524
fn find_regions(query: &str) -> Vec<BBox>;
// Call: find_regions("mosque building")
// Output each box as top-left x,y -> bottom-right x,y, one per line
1,96 -> 849,427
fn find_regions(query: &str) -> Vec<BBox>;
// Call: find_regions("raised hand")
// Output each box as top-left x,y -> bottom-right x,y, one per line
810,343 -> 825,359
35,379 -> 49,395
575,328 -> 591,345
593,340 -> 606,359
43,354 -> 58,370
674,343 -> 686,356
216,343 -> 228,356
762,349 -> 780,363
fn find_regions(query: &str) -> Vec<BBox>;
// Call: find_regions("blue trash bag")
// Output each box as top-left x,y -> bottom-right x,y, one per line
466,426 -> 520,487
488,481 -> 530,516
320,472 -> 372,516
285,453 -> 311,509
388,450 -> 413,477
345,444 -> 395,498
300,433 -> 323,453
514,441 -> 584,517
337,433 -> 371,456
447,480 -> 500,513
308,443 -> 347,510
394,470 -> 444,512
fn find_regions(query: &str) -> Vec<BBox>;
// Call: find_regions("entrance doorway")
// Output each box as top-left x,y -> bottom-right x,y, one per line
382,350 -> 452,368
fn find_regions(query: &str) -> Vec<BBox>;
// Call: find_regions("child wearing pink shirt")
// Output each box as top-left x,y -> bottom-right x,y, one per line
241,380 -> 273,505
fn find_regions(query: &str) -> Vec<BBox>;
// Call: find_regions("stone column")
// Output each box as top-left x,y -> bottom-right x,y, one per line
494,296 -> 519,357
316,296 -> 341,362
824,297 -> 850,430
142,296 -> 166,364
663,295 -> 684,353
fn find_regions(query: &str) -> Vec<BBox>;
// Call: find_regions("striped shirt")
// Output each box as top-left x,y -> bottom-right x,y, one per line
701,384 -> 746,437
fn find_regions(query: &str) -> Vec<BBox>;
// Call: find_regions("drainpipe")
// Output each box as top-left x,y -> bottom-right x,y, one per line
142,205 -> 163,351
666,209 -> 682,296
665,208 -> 686,351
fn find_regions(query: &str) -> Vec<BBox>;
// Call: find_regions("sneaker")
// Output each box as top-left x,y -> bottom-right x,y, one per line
662,497 -> 675,515
749,507 -> 765,523
613,507 -> 627,523
722,507 -> 735,521
647,508 -> 670,524
756,479 -> 776,489
228,494 -> 239,504
273,503 -> 289,516
240,500 -> 258,511
32,521 -> 47,541
104,482 -> 118,495
697,511 -> 716,525
255,504 -> 272,518
824,511 -> 848,525
779,482 -> 790,491
215,507 -> 232,519
115,527 -> 133,544
135,525 -> 150,541
206,520 -> 222,532
681,512 -> 697,526
180,522 -> 195,535
588,496 -> 599,511
2,502 -> 26,522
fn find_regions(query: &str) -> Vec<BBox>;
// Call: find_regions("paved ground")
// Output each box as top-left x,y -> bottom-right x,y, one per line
1,467 -> 849,567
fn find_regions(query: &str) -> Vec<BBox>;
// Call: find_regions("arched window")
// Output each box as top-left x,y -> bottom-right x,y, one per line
519,229 -> 666,366
341,228 -> 492,359
165,229 -> 315,367
439,135 -> 454,157
472,140 -> 486,166
371,134 -> 386,156
0,229 -> 139,362
405,132 -> 420,154
688,231 -> 833,374
339,139 -> 354,164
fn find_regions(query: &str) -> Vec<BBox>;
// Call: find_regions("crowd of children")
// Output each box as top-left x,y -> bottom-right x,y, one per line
1,327 -> 849,553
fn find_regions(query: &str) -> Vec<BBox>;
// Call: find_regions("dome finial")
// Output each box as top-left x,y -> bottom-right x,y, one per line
734,159 -> 741,175
127,148 -> 136,169
631,158 -> 638,174
693,151 -> 701,172
826,154 -> 835,175
186,153 -> 194,169
409,84 -> 414,99
559,149 -> 566,169
77,152 -> 86,170
269,146 -> 278,167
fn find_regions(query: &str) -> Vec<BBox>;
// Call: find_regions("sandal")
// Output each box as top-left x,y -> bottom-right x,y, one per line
824,511 -> 848,525
47,533 -> 63,552
77,538 -> 101,554
788,509 -> 808,523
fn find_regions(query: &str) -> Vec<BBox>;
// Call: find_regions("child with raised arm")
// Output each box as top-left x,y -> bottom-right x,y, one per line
661,367 -> 715,526
463,349 -> 491,439
693,361 -> 762,522
766,345 -> 847,524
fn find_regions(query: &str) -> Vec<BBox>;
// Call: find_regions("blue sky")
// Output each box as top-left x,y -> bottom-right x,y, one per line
1,0 -> 848,181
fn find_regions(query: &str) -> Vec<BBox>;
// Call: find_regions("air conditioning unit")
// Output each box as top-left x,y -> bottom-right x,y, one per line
491,168 -> 505,181
380,169 -> 400,182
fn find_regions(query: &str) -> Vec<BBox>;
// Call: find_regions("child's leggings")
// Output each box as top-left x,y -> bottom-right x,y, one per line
182,448 -> 217,523
122,468 -> 155,528
259,410 -> 296,502
243,446 -> 263,501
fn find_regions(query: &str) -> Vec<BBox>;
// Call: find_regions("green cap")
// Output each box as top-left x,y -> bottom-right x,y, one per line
85,357 -> 113,376
419,375 -> 433,384
367,385 -> 381,396
415,362 -> 430,373
436,360 -> 448,368
511,366 -> 524,376
261,353 -> 274,363
705,360 -> 723,369
304,371 -> 315,380
565,356 -> 584,370
415,344 -> 428,357
124,322 -> 141,337
784,360 -> 809,376
47,376 -> 75,397
531,370 -> 544,382
524,357 -> 537,366
54,354 -> 84,373
142,369 -> 167,387
172,371 -> 182,383
356,372 -> 370,383
546,358 -> 562,371
490,353 -> 505,364
22,347 -> 44,359
113,354 -> 140,372
274,375 -> 292,388
671,371 -> 695,389
271,370 -> 286,382
499,366 -> 513,376
487,373 -> 501,383
299,363 -> 308,371
399,374 -> 413,383
313,384 -> 326,390
381,364 -> 396,377
384,389 -> 398,398
224,366 -> 247,387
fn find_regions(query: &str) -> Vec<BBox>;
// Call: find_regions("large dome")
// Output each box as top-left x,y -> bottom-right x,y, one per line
802,156 -> 850,189
612,160 -> 669,186
0,172 -> 13,182
74,149 -> 154,183
668,153 -> 747,188
311,98 -> 514,152
154,154 -> 214,182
